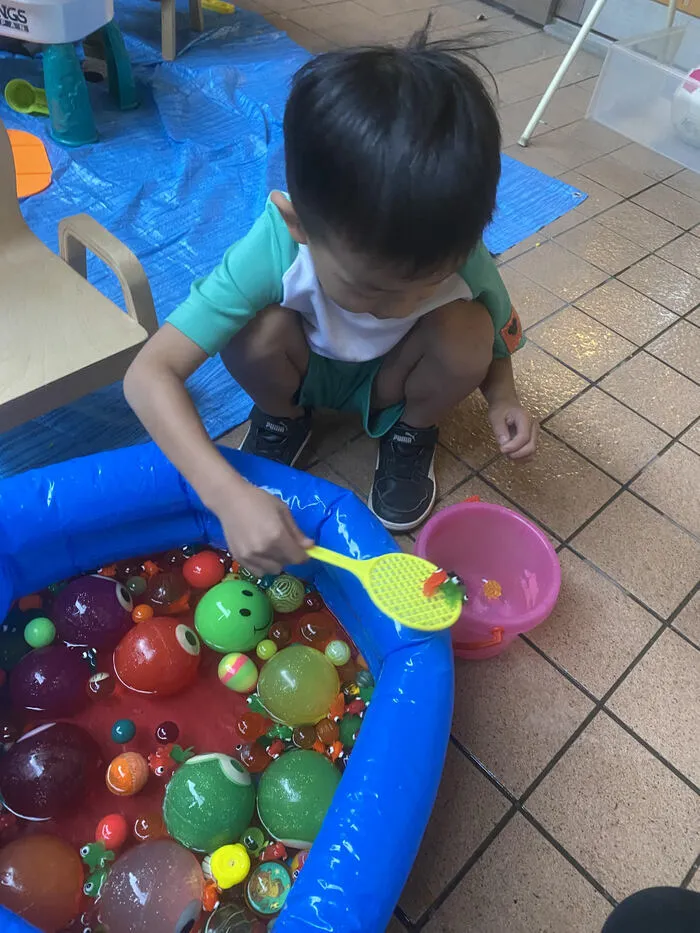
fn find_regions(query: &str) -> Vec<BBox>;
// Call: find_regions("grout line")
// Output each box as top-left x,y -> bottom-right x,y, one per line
449,734 -> 519,803
520,633 -> 600,703
680,858 -> 700,890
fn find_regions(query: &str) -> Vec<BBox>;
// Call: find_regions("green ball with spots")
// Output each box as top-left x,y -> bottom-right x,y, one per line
257,750 -> 341,848
195,579 -> 272,653
163,752 -> 256,852
266,574 -> 305,613
23,617 -> 56,648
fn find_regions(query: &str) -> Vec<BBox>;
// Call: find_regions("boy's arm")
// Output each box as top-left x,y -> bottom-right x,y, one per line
124,324 -> 313,576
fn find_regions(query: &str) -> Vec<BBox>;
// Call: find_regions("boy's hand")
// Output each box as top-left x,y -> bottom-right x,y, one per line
217,483 -> 314,577
488,399 -> 539,461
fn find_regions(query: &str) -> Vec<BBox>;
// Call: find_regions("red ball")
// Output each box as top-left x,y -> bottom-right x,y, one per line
182,551 -> 225,589
96,813 -> 128,849
114,617 -> 201,697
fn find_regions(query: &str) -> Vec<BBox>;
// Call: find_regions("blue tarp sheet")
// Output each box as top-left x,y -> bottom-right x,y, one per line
0,0 -> 585,479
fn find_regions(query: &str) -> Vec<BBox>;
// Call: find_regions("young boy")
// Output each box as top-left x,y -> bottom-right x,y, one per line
124,31 -> 538,578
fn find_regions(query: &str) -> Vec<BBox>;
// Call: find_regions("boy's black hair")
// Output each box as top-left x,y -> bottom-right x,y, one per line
283,25 -> 501,278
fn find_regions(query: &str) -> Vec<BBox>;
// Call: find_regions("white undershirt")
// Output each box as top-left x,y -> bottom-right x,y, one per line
280,245 -> 472,363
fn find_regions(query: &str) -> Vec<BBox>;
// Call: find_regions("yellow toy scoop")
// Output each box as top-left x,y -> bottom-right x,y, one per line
307,545 -> 464,632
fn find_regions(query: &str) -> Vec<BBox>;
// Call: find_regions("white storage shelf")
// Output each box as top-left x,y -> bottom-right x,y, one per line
588,26 -> 700,174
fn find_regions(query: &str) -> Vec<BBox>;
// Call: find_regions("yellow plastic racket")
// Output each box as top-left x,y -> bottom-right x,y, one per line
307,545 -> 462,632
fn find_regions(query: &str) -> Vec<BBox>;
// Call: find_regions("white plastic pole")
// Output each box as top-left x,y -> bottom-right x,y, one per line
518,0 -> 608,147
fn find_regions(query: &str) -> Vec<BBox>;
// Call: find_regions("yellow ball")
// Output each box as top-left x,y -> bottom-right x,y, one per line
209,843 -> 251,889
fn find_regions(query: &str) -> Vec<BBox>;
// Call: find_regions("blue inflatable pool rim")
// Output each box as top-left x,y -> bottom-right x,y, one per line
0,444 -> 454,933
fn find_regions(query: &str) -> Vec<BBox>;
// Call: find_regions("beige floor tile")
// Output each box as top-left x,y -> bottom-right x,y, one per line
326,432 -> 377,493
689,307 -> 700,327
476,31 -> 566,74
571,493 -> 700,618
647,320 -> 700,384
308,459 -> 351,487
385,917 -> 405,933
217,421 -> 249,448
287,0 -> 395,43
527,712 -> 700,900
495,230 -> 550,265
599,352 -> 700,435
440,392 -> 500,469
423,814 -> 611,933
555,218 -> 648,275
500,87 -> 589,140
665,168 -> 700,201
633,184 -> 700,230
510,241 -> 608,303
546,388 -> 670,483
689,871 -> 700,894
399,744 -> 510,922
495,54 -> 600,106
265,13 -> 336,48
352,0 -> 440,14
265,0 -> 309,14
523,127 -> 609,173
393,532 -> 415,552
379,2 -> 495,38
452,638 -> 593,795
306,411 -> 363,462
619,255 -> 700,314
576,153 -> 654,198
557,169 -> 624,219
530,550 -> 659,698
528,306 -> 635,380
612,143 -> 682,182
674,592 -> 699,648
681,420 -> 700,454
656,232 -> 700,278
607,629 -> 700,786
432,443 -> 473,495
499,265 -> 565,330
511,343 -> 588,420
502,142 -> 568,179
596,201 -> 682,251
483,432 -> 618,538
631,443 -> 700,538
574,279 -> 678,345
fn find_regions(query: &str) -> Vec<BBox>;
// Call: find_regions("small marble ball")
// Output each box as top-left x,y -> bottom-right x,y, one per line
126,575 -> 148,597
132,604 -> 154,623
218,652 -> 259,693
266,574 -> 305,613
23,617 -> 56,648
325,639 -> 351,667
106,751 -> 149,797
111,718 -> 136,743
96,813 -> 128,849
256,639 -> 277,661
155,721 -> 179,744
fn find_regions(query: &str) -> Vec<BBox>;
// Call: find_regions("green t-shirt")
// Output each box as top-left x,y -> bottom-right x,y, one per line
168,196 -> 524,360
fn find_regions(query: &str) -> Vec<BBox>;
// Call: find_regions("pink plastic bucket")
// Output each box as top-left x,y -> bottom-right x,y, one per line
414,501 -> 561,660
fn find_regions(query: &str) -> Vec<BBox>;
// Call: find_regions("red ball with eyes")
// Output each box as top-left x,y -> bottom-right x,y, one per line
113,617 -> 201,696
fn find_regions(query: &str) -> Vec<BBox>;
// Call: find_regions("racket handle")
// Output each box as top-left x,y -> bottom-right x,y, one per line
307,545 -> 359,576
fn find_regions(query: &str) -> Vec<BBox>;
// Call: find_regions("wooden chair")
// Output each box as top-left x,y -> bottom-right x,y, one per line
160,0 -> 205,61
0,118 -> 157,433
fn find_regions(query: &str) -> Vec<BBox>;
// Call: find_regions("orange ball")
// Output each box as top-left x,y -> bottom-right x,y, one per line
106,752 -> 149,797
132,604 -> 154,623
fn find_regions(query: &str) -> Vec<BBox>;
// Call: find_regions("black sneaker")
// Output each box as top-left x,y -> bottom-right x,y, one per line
240,406 -> 312,467
369,422 -> 438,532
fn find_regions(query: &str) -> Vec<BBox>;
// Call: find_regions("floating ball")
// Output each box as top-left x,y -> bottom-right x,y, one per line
245,861 -> 291,918
292,725 -> 317,749
126,575 -> 148,597
268,620 -> 291,648
257,644 -> 339,726
133,811 -> 168,843
155,720 -> 179,744
23,616 -> 55,648
256,639 -> 277,661
266,574 -> 305,613
132,604 -> 154,623
99,840 -> 204,933
10,644 -> 88,717
111,718 -> 136,743
325,639 -> 351,666
0,834 -> 84,932
145,571 -> 190,615
106,751 -> 149,797
218,652 -> 259,693
257,750 -> 341,848
96,813 -> 128,849
209,843 -> 251,888
182,550 -> 226,589
114,617 -> 201,696
299,611 -> 336,649
195,580 -> 272,653
236,712 -> 269,741
52,574 -> 133,649
163,753 -> 255,852
0,721 -> 102,820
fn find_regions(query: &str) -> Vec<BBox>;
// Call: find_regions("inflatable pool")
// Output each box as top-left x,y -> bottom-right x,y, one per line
0,443 -> 454,933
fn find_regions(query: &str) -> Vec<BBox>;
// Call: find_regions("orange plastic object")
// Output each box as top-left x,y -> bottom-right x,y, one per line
482,579 -> 502,600
18,593 -> 42,611
132,604 -> 154,623
454,626 -> 504,653
8,129 -> 52,199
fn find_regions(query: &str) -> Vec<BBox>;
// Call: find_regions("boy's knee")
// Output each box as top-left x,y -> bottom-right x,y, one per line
222,305 -> 302,368
429,300 -> 494,384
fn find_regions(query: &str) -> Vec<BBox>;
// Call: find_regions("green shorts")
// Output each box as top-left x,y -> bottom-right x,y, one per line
296,351 -> 404,438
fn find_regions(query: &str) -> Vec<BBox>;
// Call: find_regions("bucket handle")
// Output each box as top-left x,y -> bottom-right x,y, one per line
453,626 -> 504,652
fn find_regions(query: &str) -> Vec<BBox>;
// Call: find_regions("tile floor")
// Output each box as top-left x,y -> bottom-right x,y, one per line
222,3 -> 700,930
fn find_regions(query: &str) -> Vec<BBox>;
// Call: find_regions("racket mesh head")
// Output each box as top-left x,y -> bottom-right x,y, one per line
366,553 -> 461,631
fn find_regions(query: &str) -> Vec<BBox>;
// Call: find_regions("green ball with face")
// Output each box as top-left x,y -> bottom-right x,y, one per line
163,752 -> 256,852
257,750 -> 341,849
195,580 -> 272,653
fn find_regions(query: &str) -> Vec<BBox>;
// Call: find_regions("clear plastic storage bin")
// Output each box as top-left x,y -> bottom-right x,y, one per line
588,26 -> 700,173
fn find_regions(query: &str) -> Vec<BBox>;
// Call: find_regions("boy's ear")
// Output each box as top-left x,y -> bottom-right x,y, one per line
271,191 -> 308,244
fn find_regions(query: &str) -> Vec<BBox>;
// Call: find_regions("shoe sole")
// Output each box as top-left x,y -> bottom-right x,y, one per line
366,444 -> 437,534
239,425 -> 313,468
